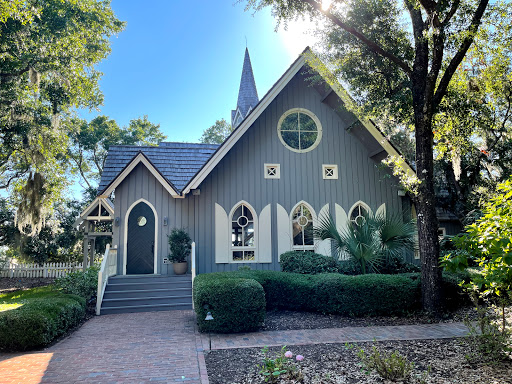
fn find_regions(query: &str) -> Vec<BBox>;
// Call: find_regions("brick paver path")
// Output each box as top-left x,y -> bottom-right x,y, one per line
0,311 -> 471,384
0,310 -> 208,384
202,322 -> 471,350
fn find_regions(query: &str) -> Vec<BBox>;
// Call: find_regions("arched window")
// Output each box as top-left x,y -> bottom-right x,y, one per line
230,202 -> 256,261
349,201 -> 371,226
291,202 -> 316,251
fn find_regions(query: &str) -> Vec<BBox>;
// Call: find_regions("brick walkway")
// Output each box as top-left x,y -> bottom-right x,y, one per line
0,310 -> 208,384
201,322 -> 471,351
0,311 -> 471,384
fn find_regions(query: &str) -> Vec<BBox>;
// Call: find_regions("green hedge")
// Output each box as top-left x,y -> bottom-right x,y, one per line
235,270 -> 421,315
193,270 -> 469,333
280,251 -> 339,274
193,275 -> 266,333
0,286 -> 86,351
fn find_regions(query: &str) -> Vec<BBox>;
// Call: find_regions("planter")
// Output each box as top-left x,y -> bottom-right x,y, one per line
173,262 -> 188,275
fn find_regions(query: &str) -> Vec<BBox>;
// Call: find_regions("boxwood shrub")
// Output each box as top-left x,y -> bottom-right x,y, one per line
193,270 -> 469,333
193,274 -> 266,333
280,251 -> 339,274
0,287 -> 86,351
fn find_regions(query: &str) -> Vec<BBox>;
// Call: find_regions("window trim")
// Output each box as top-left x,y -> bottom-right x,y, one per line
322,164 -> 338,180
228,200 -> 258,263
348,201 -> 372,226
264,163 -> 281,179
289,201 -> 317,252
277,108 -> 323,153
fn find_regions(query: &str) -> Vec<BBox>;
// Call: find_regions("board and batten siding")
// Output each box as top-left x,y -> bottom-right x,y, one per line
112,163 -> 196,275
111,70 -> 406,275
194,71 -> 404,273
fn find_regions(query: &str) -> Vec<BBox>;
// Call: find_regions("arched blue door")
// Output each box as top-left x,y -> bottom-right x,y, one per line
127,201 -> 155,274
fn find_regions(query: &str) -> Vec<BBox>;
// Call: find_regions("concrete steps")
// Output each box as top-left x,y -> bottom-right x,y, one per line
100,274 -> 193,315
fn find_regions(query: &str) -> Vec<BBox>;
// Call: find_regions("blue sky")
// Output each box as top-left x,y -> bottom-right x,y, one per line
80,1 -> 317,143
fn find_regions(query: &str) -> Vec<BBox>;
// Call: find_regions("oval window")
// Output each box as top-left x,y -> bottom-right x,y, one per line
277,108 -> 322,153
137,216 -> 147,227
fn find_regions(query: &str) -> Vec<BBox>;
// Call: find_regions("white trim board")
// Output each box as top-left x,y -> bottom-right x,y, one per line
183,47 -> 416,195
102,152 -> 182,198
123,198 -> 159,275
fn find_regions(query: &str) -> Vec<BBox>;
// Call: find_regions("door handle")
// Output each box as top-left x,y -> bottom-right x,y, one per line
151,242 -> 154,253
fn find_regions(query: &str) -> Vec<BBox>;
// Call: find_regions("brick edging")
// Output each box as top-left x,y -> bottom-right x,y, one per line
194,322 -> 210,384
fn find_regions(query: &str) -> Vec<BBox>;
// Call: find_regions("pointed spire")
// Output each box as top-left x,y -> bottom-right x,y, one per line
232,48 -> 259,128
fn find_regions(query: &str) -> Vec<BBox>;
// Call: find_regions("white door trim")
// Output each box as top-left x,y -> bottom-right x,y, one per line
123,198 -> 158,275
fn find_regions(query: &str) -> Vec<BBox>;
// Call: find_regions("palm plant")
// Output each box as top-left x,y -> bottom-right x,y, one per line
314,211 -> 416,274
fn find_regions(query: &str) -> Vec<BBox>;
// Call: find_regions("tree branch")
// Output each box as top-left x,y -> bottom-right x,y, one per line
303,0 -> 413,77
0,65 -> 30,79
433,0 -> 490,107
442,0 -> 461,26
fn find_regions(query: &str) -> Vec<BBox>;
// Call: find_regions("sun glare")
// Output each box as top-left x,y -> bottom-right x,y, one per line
322,0 -> 333,11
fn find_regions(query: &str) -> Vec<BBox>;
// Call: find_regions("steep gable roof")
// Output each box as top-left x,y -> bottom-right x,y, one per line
97,142 -> 219,195
182,47 -> 416,195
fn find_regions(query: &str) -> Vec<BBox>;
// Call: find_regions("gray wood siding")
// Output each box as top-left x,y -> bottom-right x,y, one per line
195,72 -> 403,273
112,71 -> 405,275
112,163 -> 196,275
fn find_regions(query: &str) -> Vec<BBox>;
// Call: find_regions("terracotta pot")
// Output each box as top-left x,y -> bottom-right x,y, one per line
173,262 -> 188,275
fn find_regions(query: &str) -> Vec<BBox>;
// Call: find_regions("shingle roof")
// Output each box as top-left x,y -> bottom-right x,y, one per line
98,142 -> 220,194
231,48 -> 259,127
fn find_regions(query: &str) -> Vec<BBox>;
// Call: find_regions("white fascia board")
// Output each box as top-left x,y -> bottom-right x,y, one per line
183,55 -> 307,194
102,153 -> 182,198
303,50 -> 416,178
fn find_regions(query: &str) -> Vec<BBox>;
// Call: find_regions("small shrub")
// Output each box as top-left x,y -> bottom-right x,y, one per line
0,287 -> 86,351
280,251 -> 339,274
358,346 -> 414,381
193,274 -> 266,333
55,265 -> 99,300
464,304 -> 512,364
258,346 -> 302,383
168,228 -> 192,263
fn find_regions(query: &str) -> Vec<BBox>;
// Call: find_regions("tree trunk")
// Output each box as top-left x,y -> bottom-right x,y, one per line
414,110 -> 443,314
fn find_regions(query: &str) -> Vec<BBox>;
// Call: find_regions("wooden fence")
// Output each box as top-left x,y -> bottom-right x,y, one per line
0,262 -> 84,278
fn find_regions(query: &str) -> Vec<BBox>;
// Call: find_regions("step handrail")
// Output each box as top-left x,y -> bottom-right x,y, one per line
191,241 -> 196,309
96,244 -> 118,315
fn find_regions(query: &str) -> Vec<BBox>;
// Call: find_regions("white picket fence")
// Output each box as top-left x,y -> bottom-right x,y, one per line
0,262 -> 84,278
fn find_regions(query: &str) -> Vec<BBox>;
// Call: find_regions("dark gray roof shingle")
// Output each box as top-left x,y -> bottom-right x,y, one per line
98,142 -> 219,194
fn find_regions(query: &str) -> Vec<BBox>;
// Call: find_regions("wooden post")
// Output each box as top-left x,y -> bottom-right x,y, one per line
90,237 -> 96,268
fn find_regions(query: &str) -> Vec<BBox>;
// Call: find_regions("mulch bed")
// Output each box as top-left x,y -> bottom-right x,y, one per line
206,338 -> 512,383
0,277 -> 56,294
262,307 -> 478,331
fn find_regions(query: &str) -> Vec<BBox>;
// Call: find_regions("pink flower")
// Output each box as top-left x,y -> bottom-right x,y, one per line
285,351 -> 293,358
296,355 -> 304,361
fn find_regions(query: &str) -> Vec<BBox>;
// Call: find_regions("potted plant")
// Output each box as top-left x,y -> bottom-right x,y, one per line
168,228 -> 191,275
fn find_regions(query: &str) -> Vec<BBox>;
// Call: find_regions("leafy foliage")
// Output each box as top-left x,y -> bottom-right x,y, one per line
199,118 -> 233,144
314,212 -> 416,274
68,115 -> 166,190
258,346 -> 300,383
167,228 -> 192,263
442,177 -> 512,299
193,274 -> 266,333
280,251 -> 339,274
0,286 -> 86,351
0,0 -> 124,234
358,346 -> 414,381
55,265 -> 99,301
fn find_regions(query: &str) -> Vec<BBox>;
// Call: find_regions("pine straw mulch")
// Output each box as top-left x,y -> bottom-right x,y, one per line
262,307 -> 478,331
205,338 -> 512,384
